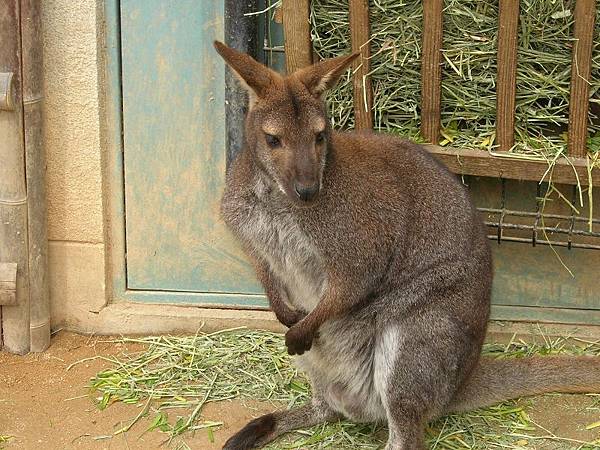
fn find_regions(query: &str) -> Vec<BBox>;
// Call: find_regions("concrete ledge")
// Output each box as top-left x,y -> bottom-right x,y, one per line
487,321 -> 600,342
56,300 -> 600,342
62,301 -> 286,335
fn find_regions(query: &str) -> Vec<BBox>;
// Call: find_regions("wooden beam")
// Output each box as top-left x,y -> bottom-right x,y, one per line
282,0 -> 312,73
425,145 -> 600,186
349,0 -> 373,130
568,0 -> 596,158
0,263 -> 17,306
421,0 -> 444,144
496,0 -> 520,151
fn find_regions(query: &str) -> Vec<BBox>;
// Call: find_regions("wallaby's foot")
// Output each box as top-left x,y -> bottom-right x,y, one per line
383,416 -> 426,450
383,439 -> 425,450
285,323 -> 315,355
276,308 -> 307,328
223,401 -> 338,450
382,419 -> 426,450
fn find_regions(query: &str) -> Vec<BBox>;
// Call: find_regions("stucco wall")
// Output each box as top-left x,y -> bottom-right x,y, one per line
41,0 -> 107,329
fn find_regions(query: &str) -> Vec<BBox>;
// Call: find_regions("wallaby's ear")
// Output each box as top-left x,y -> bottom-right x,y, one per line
213,41 -> 278,102
294,53 -> 359,97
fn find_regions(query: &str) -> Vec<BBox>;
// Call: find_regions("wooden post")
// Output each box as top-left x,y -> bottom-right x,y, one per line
349,0 -> 373,129
496,0 -> 520,151
421,0 -> 444,144
282,0 -> 312,73
568,0 -> 596,158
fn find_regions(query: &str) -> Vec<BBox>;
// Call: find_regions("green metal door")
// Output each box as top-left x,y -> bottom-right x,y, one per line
120,0 -> 263,305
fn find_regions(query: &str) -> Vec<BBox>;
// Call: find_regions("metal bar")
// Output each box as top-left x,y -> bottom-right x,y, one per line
485,235 -> 600,250
496,0 -> 519,151
478,207 -> 600,224
421,0 -> 443,144
483,221 -> 600,238
568,0 -> 596,157
349,0 -> 373,129
263,45 -> 285,53
224,0 -> 260,166
567,185 -> 577,249
532,183 -> 541,246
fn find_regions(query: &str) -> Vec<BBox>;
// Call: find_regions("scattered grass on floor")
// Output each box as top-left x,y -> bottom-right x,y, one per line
86,327 -> 600,448
86,328 -> 308,440
0,435 -> 13,450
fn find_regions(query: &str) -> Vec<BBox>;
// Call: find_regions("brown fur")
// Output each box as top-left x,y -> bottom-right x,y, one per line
213,41 -> 600,450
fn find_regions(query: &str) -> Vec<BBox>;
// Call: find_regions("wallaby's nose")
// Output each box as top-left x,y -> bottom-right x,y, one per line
294,182 -> 319,202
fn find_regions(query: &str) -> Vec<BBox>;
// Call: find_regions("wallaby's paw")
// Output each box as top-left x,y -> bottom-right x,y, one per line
222,413 -> 276,450
285,325 -> 314,355
277,309 -> 307,328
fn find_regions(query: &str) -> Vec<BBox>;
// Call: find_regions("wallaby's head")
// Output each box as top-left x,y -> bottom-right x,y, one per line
214,41 -> 357,205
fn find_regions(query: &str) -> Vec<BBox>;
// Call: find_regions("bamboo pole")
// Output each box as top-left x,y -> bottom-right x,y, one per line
21,0 -> 50,352
0,0 -> 31,354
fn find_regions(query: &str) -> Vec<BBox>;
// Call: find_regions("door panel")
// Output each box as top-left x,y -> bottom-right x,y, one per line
121,0 -> 261,296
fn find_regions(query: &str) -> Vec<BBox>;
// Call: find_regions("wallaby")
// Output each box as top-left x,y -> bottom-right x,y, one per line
213,41 -> 600,450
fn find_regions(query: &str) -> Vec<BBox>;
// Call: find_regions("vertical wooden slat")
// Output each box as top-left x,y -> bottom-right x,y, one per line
349,0 -> 373,130
568,0 -> 596,158
496,0 -> 520,152
282,0 -> 312,73
421,0 -> 444,144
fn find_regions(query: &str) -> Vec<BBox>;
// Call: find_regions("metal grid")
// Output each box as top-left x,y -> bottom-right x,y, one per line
480,181 -> 600,250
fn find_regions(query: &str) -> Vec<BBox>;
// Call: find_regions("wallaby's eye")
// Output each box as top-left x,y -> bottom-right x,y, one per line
265,134 -> 281,149
316,131 -> 326,144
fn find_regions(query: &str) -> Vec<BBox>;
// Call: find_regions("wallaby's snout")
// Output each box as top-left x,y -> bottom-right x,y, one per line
294,180 -> 319,202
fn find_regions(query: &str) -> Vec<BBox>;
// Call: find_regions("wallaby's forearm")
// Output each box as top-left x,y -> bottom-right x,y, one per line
251,257 -> 306,328
285,278 -> 363,355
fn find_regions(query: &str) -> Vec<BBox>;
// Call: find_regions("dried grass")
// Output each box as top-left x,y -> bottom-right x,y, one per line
310,0 -> 600,157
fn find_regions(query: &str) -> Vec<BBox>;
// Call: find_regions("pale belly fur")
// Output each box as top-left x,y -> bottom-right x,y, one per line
239,203 -> 390,423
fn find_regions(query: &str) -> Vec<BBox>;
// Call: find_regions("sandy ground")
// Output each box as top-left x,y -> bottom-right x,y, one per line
1,331 -> 600,450
0,332 -> 275,450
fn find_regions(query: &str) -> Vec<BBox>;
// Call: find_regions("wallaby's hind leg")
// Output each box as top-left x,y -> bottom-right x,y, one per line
222,397 -> 339,450
376,313 -> 481,450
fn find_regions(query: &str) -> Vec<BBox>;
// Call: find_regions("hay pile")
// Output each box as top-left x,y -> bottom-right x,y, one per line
310,0 -> 600,157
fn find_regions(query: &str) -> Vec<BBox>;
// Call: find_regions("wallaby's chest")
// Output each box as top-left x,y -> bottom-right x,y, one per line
229,196 -> 326,312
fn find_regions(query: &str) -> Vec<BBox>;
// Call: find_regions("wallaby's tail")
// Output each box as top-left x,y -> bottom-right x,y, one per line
446,356 -> 600,414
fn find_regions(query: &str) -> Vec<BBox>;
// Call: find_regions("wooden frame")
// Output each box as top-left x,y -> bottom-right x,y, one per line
281,0 -> 600,186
